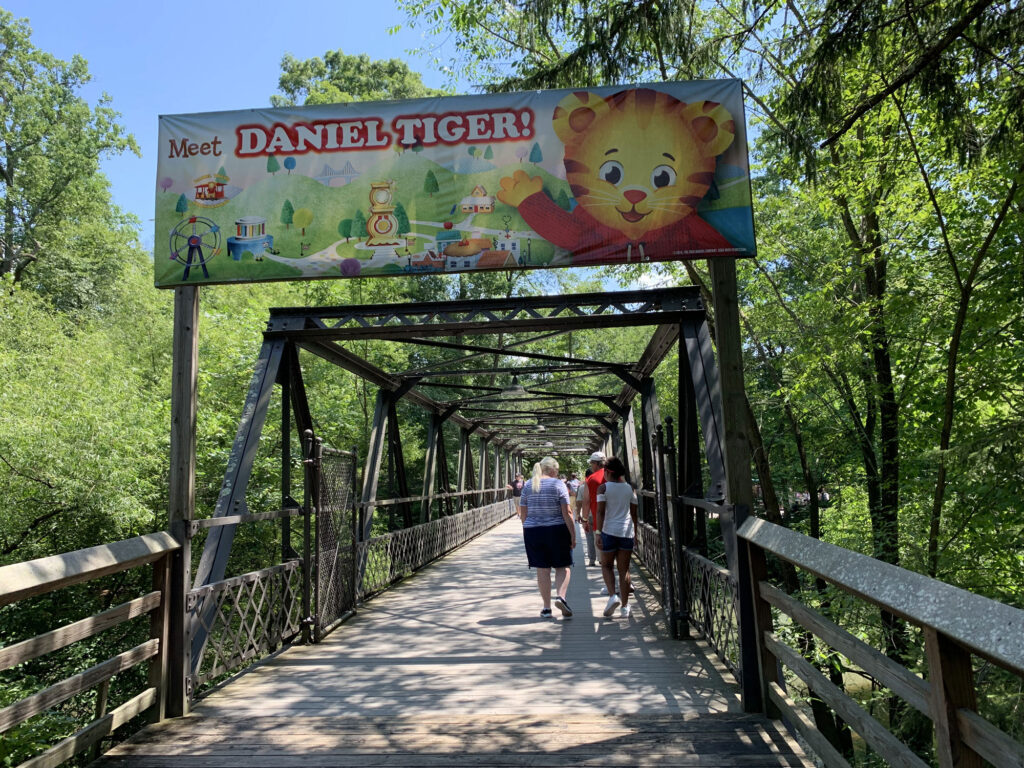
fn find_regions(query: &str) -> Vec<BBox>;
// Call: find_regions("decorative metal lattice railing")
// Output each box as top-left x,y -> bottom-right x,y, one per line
357,498 -> 516,599
633,519 -> 739,673
314,446 -> 357,639
189,561 -> 302,693
684,550 -> 739,673
634,520 -> 663,583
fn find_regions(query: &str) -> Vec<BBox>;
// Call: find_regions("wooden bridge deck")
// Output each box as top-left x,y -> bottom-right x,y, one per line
96,519 -> 814,767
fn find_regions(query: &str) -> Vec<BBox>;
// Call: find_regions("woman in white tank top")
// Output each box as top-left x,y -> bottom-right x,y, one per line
595,456 -> 638,618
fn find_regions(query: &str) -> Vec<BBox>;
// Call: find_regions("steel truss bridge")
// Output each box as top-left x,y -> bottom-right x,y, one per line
1,280 -> 1022,768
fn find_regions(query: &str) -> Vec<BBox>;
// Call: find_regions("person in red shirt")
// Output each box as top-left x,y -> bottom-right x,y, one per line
578,451 -> 614,595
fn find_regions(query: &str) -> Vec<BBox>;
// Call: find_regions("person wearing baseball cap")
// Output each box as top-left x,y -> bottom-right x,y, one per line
578,451 -> 610,584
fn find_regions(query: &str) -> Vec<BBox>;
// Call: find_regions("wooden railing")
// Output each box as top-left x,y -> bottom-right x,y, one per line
0,533 -> 179,768
740,517 -> 1024,768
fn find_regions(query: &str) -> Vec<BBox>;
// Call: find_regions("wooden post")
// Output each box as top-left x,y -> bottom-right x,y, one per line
925,629 -> 982,768
709,257 -> 762,714
167,286 -> 198,716
147,551 -> 171,723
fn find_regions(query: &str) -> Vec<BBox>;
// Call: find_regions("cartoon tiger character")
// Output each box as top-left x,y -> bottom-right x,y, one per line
497,88 -> 737,264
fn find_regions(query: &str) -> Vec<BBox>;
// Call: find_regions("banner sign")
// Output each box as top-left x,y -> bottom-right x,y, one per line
155,80 -> 753,287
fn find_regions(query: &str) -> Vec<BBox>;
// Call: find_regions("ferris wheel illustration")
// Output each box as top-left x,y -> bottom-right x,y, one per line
169,216 -> 222,280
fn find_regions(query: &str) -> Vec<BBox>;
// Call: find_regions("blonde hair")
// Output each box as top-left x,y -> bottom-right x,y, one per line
531,456 -> 559,492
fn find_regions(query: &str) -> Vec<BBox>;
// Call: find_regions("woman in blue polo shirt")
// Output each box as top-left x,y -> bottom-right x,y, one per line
519,456 -> 575,618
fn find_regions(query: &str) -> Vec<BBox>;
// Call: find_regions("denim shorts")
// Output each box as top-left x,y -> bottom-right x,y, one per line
523,525 -> 574,568
600,532 -> 634,552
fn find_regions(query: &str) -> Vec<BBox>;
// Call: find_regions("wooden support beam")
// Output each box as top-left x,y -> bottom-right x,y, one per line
168,285 -> 198,716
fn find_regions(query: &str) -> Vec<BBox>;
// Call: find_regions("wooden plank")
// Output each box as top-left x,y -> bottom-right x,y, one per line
767,682 -> 851,768
740,518 -> 1024,676
191,508 -> 302,530
925,628 -> 982,768
17,688 -> 157,768
0,591 -> 161,671
0,640 -> 158,733
759,582 -> 930,714
0,533 -> 179,607
957,708 -> 1024,768
766,634 -> 930,768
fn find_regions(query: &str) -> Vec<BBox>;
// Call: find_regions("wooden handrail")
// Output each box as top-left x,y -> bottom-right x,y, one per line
738,518 -> 1024,674
0,532 -> 179,607
739,517 -> 1024,768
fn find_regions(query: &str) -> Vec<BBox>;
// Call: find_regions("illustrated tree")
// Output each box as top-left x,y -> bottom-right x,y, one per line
394,202 -> 410,236
267,154 -> 280,175
528,142 -> 542,164
423,170 -> 439,197
175,193 -> 189,216
483,145 -> 493,160
293,207 -> 314,235
281,199 -> 294,229
352,209 -> 367,240
159,177 -> 173,193
515,145 -> 528,163
467,147 -> 477,158
338,218 -> 353,242
555,189 -> 570,210
216,165 -> 227,178
284,157 -> 296,174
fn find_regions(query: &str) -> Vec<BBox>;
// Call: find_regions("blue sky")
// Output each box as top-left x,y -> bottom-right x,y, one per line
5,0 -> 462,247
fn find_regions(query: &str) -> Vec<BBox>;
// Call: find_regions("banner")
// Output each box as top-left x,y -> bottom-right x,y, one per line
155,80 -> 753,287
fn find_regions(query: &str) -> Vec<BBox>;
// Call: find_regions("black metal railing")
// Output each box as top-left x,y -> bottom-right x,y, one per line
357,498 -> 516,599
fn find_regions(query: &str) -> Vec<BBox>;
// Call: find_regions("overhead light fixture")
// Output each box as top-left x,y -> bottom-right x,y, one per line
500,375 -> 527,397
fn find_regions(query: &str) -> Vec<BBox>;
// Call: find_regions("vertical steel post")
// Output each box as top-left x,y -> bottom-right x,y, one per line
709,257 -> 762,713
280,358 -> 291,563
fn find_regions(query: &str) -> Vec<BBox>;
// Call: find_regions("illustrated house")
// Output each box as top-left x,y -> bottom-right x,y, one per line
193,173 -> 227,201
496,238 -> 520,255
459,185 -> 494,214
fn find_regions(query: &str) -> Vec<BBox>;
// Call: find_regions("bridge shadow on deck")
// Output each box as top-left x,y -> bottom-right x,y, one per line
95,519 -> 813,767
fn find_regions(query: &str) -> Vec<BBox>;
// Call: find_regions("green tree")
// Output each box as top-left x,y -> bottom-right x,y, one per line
293,207 -> 314,235
267,154 -> 280,175
175,193 -> 189,216
272,49 -> 447,107
281,199 -> 294,229
424,170 -> 439,197
528,142 -> 542,164
394,202 -> 410,236
0,10 -> 138,286
483,146 -> 494,160
555,189 -> 570,211
352,209 -> 367,241
338,218 -> 353,242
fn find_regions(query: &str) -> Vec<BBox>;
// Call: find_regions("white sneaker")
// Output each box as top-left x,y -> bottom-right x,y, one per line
620,605 -> 631,618
603,593 -> 621,617
599,585 -> 617,596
